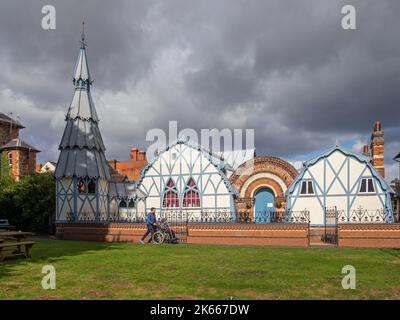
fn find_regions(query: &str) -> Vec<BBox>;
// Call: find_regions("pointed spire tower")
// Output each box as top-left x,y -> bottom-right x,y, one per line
55,23 -> 110,222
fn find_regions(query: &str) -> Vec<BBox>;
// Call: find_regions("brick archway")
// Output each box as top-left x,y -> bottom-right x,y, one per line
230,156 -> 299,212
244,178 -> 283,198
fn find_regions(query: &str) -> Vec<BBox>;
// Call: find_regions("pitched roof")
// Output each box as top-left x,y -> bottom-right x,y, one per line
287,145 -> 392,194
108,163 -> 128,183
74,45 -> 91,82
60,118 -> 105,150
108,182 -> 147,199
0,138 -> 40,152
394,152 -> 400,162
0,113 -> 24,129
55,33 -> 110,180
136,137 -> 238,196
55,149 -> 110,179
215,149 -> 256,174
66,89 -> 99,122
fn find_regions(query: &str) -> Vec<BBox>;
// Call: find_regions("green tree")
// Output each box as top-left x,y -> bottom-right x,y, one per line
0,172 -> 55,234
0,151 -> 13,190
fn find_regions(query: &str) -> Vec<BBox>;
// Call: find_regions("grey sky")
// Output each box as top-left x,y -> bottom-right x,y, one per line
0,0 -> 399,181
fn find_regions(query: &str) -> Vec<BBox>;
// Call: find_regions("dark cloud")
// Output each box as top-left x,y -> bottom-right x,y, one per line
0,0 -> 399,181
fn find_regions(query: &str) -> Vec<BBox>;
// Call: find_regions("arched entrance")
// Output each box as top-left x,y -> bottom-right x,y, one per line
254,187 -> 275,223
229,156 -> 299,217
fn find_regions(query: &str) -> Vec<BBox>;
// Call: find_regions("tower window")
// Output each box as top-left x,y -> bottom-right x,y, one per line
88,179 -> 96,194
359,178 -> 375,193
128,199 -> 135,208
77,179 -> 86,193
300,180 -> 315,195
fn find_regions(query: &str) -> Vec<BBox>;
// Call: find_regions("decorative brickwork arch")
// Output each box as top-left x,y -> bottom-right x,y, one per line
244,178 -> 283,198
230,156 -> 299,213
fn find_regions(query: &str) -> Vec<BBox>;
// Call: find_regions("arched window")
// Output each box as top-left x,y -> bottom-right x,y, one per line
163,178 -> 179,208
128,199 -> 135,208
77,178 -> 86,193
183,178 -> 200,207
119,200 -> 127,208
88,179 -> 96,194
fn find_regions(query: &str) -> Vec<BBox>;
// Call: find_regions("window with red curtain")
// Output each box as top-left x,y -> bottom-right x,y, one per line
183,178 -> 200,207
162,178 -> 179,208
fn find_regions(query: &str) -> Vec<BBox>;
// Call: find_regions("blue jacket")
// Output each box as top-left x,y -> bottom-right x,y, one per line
146,212 -> 156,226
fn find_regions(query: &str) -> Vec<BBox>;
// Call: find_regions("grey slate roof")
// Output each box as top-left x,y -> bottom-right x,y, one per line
0,138 -> 40,152
55,39 -> 110,180
56,149 -> 110,178
66,89 -> 99,122
108,182 -> 147,200
60,118 -> 105,150
74,46 -> 91,81
0,113 -> 24,129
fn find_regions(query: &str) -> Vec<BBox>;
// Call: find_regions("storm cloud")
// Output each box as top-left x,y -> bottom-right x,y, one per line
0,0 -> 399,181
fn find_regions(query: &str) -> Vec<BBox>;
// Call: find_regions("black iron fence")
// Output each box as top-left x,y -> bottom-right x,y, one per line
102,210 -> 311,225
323,207 -> 338,245
338,208 -> 394,223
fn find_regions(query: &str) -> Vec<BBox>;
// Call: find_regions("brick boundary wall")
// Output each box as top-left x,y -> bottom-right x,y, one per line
338,224 -> 400,248
56,223 -> 147,242
186,223 -> 309,246
56,223 -> 309,246
56,223 -> 400,248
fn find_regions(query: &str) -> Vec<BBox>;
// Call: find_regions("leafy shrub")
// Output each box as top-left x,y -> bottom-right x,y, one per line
0,171 -> 55,234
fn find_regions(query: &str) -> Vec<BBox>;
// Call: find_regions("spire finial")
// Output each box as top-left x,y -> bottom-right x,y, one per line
80,21 -> 86,48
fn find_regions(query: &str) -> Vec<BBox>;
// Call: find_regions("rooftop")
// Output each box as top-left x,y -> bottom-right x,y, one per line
0,138 -> 40,152
0,113 -> 24,129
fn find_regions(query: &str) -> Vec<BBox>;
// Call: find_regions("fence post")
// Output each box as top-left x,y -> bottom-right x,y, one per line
324,206 -> 327,243
335,206 -> 338,246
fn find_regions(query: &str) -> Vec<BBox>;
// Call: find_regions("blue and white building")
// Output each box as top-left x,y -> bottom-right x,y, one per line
136,138 -> 237,219
286,146 -> 394,225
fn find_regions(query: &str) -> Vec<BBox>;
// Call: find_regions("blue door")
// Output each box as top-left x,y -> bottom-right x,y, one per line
254,188 -> 275,223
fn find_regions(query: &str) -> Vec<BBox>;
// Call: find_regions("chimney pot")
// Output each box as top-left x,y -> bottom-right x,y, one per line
374,121 -> 381,132
131,148 -> 138,161
363,144 -> 369,156
370,121 -> 385,178
138,150 -> 146,161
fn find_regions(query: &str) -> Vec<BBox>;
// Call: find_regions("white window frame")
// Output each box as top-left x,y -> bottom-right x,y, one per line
359,177 -> 375,194
300,180 -> 315,195
7,152 -> 12,167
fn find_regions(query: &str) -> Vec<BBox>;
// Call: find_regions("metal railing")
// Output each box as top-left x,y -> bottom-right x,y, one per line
338,208 -> 393,223
62,210 -> 310,224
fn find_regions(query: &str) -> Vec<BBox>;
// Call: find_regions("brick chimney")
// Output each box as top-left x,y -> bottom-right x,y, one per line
362,144 -> 369,157
370,121 -> 385,178
131,148 -> 138,161
138,150 -> 146,161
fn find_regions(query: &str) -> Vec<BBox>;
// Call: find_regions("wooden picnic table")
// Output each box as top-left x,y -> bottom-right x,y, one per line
0,231 -> 35,261
0,231 -> 34,239
0,231 -> 34,252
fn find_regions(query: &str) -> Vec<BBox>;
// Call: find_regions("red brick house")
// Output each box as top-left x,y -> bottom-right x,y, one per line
0,113 -> 40,181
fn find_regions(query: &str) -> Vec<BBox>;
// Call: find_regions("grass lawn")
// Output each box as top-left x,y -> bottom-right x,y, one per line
0,239 -> 399,300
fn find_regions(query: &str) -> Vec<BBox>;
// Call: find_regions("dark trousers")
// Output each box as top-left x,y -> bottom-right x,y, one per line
141,224 -> 155,242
